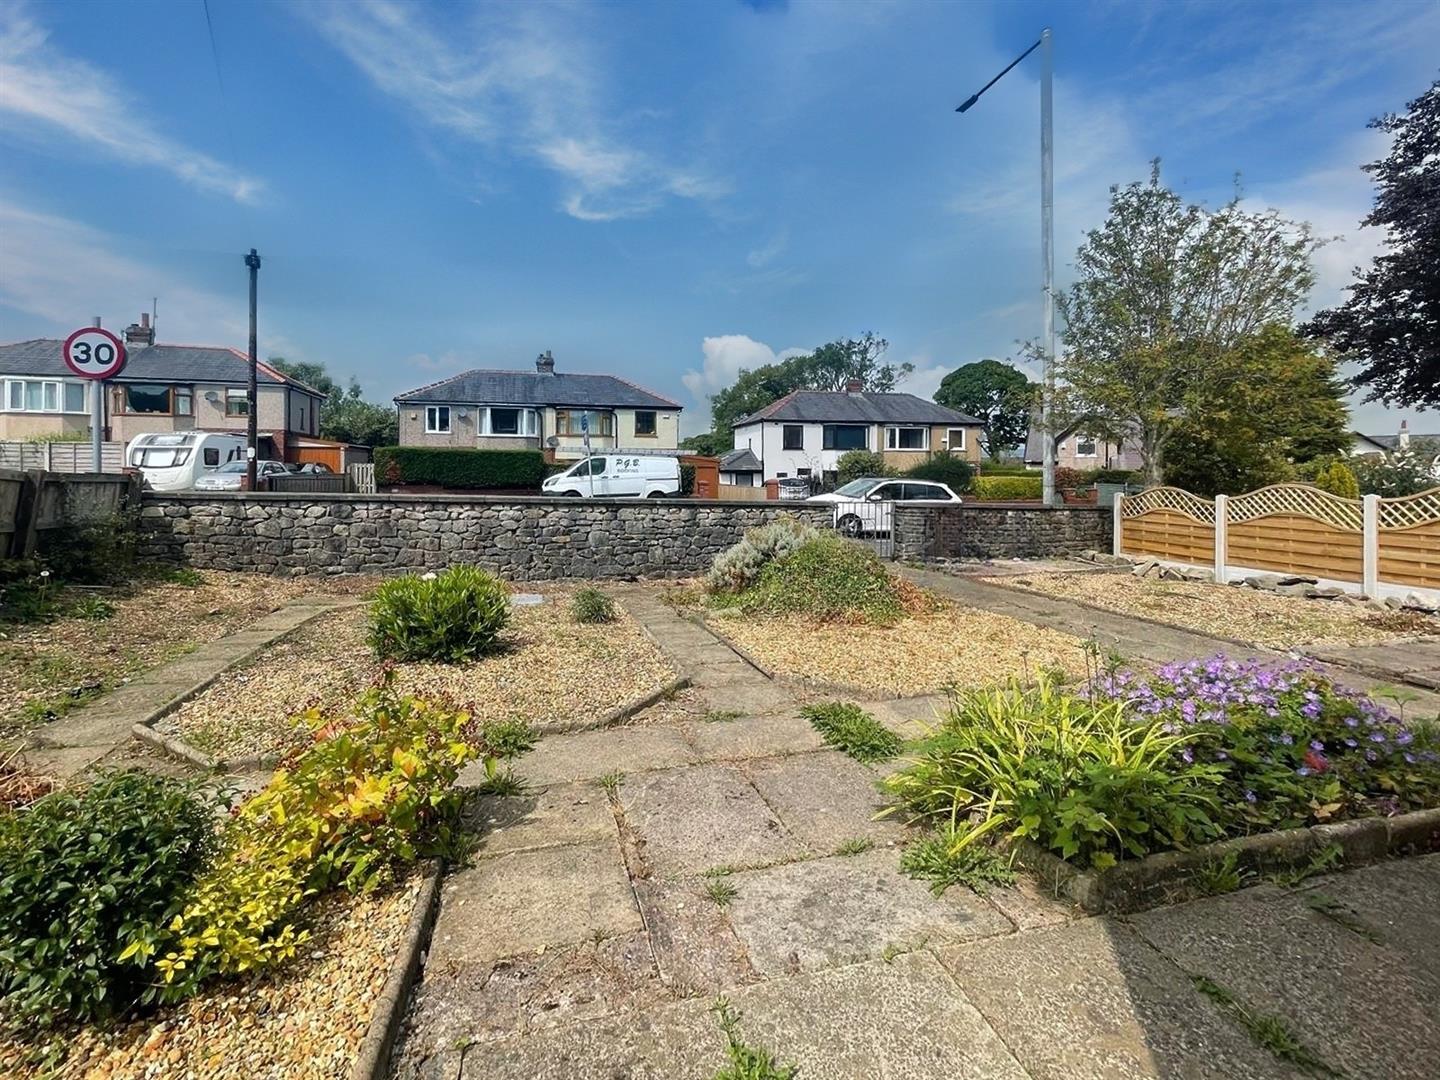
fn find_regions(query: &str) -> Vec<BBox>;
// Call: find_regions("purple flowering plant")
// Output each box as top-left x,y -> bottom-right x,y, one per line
1091,656 -> 1440,833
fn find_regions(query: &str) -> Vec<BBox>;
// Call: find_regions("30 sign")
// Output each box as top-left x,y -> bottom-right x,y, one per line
62,327 -> 128,380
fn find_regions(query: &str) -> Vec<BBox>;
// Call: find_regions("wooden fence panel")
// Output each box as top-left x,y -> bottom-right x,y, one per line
1121,508 -> 1215,563
1379,521 -> 1440,588
1227,514 -> 1363,581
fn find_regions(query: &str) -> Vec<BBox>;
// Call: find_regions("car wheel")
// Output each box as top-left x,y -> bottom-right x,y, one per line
837,513 -> 864,538
646,490 -> 667,498
562,490 -> 583,498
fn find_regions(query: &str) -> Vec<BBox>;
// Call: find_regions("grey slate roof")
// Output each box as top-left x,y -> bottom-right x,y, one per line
733,391 -> 979,427
395,369 -> 680,410
1360,432 -> 1440,451
719,448 -> 762,471
0,339 -> 319,392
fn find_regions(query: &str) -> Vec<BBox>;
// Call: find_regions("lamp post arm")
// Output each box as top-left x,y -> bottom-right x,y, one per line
956,37 -> 1043,112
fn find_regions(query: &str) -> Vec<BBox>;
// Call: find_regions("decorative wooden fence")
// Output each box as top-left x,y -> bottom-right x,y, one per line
1115,484 -> 1440,599
0,441 -> 126,473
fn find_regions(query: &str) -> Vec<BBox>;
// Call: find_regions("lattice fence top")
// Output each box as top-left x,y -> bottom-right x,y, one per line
1227,484 -> 1362,531
1379,486 -> 1440,530
1120,486 -> 1216,523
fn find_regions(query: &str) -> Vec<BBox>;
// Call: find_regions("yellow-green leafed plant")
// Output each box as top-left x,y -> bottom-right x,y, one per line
145,681 -> 479,1000
369,564 -> 511,662
882,678 -> 1224,869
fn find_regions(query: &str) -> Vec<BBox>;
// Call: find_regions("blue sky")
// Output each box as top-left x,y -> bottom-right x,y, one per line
1,0 -> 1435,437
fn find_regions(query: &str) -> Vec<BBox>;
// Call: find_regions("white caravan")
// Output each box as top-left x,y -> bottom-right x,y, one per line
542,454 -> 682,498
125,431 -> 247,491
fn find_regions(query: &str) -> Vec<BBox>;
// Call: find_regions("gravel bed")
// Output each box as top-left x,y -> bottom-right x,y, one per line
986,571 -> 1440,649
0,572 -> 378,743
0,871 -> 421,1080
707,602 -> 1089,697
160,589 -> 677,760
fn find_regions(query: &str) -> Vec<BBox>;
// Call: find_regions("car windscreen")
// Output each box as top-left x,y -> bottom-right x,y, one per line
833,478 -> 884,497
214,462 -> 247,474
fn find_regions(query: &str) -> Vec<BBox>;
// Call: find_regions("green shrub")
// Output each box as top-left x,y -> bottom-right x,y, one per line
802,701 -> 903,762
1312,460 -> 1360,499
883,679 -> 1224,869
836,448 -> 890,485
705,517 -> 818,595
739,535 -> 905,623
1089,468 -> 1142,485
679,462 -> 697,497
69,595 -> 115,620
972,474 -> 1043,500
0,771 -> 222,1028
1053,466 -> 1087,491
0,560 -> 62,622
1350,448 -> 1438,497
149,683 -> 481,998
369,565 -> 511,662
904,453 -> 974,491
373,446 -> 547,489
37,514 -> 138,585
572,586 -> 617,624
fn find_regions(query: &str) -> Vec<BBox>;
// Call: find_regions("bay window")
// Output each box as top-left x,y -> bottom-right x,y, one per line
885,426 -> 928,451
556,409 -> 614,437
2,378 -> 91,414
484,407 -> 538,437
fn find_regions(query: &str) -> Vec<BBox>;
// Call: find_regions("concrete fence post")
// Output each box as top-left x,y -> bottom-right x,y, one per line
1112,496 -> 1124,557
1213,494 -> 1229,584
1362,494 -> 1380,598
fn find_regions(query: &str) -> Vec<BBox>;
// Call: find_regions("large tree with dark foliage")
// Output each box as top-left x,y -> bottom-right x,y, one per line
1305,81 -> 1439,408
270,357 -> 397,447
933,358 -> 1035,457
705,333 -> 912,448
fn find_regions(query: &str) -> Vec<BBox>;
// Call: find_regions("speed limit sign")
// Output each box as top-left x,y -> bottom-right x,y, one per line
62,327 -> 128,380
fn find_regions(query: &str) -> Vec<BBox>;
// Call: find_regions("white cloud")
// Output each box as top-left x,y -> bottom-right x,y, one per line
0,195 -> 293,354
746,228 -> 789,269
680,334 -> 809,427
0,2 -> 262,203
299,0 -> 724,221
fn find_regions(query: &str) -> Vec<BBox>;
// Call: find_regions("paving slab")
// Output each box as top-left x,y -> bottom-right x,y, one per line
427,840 -> 642,968
742,750 -> 907,853
939,917 -> 1302,1079
680,712 -> 826,762
463,783 -> 616,858
1297,853 -> 1440,983
463,951 -> 1027,1079
632,878 -> 759,994
471,726 -> 696,787
1305,639 -> 1440,690
621,763 -> 807,878
1128,883 -> 1440,1080
865,694 -> 947,738
689,678 -> 797,716
725,848 -> 1012,975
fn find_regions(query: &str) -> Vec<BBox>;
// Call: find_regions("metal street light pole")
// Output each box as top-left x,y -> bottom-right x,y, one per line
244,248 -> 261,492
957,27 -> 1056,506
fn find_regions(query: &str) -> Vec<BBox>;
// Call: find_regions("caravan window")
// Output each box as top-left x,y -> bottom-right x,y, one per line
203,447 -> 221,466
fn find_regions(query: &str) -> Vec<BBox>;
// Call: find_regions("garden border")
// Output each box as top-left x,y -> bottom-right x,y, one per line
1011,806 -> 1440,915
350,858 -> 444,1080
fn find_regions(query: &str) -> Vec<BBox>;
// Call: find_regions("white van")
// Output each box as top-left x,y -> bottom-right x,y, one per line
541,454 -> 682,498
126,432 -> 247,491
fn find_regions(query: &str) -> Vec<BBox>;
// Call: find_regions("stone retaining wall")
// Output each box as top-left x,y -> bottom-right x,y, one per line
895,503 -> 1113,561
138,493 -> 834,580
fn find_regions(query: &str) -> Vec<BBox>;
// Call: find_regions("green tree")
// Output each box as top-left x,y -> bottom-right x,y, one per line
706,333 -> 912,448
679,431 -> 729,457
1161,326 -> 1349,496
1305,81 -> 1439,408
836,449 -> 889,484
933,359 -> 1034,457
270,358 -> 397,447
1056,163 -> 1322,486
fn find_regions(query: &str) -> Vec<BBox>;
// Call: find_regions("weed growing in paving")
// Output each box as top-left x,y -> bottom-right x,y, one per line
704,876 -> 739,908
701,709 -> 743,724
468,717 -> 536,796
599,770 -> 625,796
880,937 -> 927,964
899,829 -> 1016,897
1192,976 -> 1336,1077
833,836 -> 874,857
1193,850 -> 1251,896
1268,844 -> 1343,888
801,702 -> 902,763
475,769 -> 527,797
1304,892 -> 1384,944
572,586 -> 617,624
710,998 -> 799,1080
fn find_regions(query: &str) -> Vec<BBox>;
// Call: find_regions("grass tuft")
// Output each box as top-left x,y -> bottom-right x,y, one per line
1192,976 -> 1336,1077
598,769 -> 625,796
1267,843 -> 1343,888
711,997 -> 799,1080
704,876 -> 738,908
833,836 -> 874,857
1193,850 -> 1251,896
572,586 -> 618,624
899,828 -> 1016,896
475,769 -> 527,797
801,702 -> 903,763
701,709 -> 743,724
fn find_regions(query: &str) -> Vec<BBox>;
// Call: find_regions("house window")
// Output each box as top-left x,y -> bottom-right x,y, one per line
173,388 -> 193,416
1075,435 -> 1098,457
486,407 -> 537,436
425,406 -> 451,433
885,426 -> 928,450
822,424 -> 868,451
634,410 -> 658,437
225,389 -> 249,416
782,425 -> 803,451
2,379 -> 90,414
945,428 -> 967,452
556,410 -> 614,437
124,384 -> 173,414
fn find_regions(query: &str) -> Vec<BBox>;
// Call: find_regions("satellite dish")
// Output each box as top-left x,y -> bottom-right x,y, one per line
546,435 -> 560,447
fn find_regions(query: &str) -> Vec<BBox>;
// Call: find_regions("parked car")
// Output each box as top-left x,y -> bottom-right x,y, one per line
808,477 -> 962,536
541,454 -> 681,498
294,462 -> 333,474
777,477 -> 812,501
125,431 -> 247,492
192,459 -> 291,492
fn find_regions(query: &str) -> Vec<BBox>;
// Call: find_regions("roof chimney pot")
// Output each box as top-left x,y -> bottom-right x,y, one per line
845,378 -> 863,394
124,311 -> 155,348
536,350 -> 556,375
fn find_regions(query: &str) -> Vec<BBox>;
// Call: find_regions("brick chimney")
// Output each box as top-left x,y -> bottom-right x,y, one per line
1399,419 -> 1410,449
123,312 -> 155,348
536,350 -> 556,375
845,378 -> 863,394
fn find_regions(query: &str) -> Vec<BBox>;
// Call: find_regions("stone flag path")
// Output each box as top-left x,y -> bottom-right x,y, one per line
392,590 -> 1440,1080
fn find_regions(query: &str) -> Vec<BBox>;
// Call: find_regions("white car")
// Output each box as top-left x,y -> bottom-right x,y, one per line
192,460 -> 291,491
808,477 -> 962,536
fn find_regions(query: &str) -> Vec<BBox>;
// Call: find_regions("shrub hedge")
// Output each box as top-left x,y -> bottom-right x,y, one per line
369,565 -> 511,662
904,454 -> 974,492
374,446 -> 547,489
972,474 -> 1043,500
